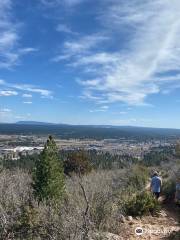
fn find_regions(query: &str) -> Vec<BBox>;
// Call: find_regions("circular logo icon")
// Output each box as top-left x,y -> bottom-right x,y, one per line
135,227 -> 144,236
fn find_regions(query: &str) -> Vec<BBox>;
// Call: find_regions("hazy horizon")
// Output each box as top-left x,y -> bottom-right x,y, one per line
1,120 -> 180,130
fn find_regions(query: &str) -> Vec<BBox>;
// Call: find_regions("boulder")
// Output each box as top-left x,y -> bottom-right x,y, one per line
158,210 -> 167,217
127,216 -> 133,221
119,214 -> 126,223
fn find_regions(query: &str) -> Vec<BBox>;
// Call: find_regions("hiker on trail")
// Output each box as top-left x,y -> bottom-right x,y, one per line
150,171 -> 162,199
175,176 -> 180,206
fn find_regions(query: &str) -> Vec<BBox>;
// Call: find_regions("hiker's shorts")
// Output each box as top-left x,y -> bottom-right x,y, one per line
153,192 -> 160,199
175,199 -> 180,206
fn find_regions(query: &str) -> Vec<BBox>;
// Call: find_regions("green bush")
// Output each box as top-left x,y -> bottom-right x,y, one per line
128,165 -> 149,190
161,170 -> 169,179
124,191 -> 161,217
162,179 -> 176,201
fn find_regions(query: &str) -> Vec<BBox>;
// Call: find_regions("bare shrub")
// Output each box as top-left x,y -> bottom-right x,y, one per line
63,169 -> 128,237
0,166 -> 152,239
0,169 -> 33,239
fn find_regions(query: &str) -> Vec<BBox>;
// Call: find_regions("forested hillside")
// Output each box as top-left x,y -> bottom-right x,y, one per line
1,123 -> 180,139
0,136 -> 179,239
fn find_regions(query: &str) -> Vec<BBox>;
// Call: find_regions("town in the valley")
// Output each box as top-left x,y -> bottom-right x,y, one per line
0,134 -> 177,161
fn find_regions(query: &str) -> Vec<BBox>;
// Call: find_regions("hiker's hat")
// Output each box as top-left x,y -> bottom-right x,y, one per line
153,171 -> 158,176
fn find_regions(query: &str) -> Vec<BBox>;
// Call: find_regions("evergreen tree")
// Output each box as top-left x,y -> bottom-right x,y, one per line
175,142 -> 180,158
32,136 -> 64,202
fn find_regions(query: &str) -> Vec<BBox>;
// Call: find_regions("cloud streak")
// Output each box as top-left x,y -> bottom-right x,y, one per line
41,0 -> 86,7
22,93 -> 32,98
52,34 -> 109,62
0,80 -> 53,98
13,84 -> 53,98
23,101 -> 32,104
56,24 -> 76,34
0,90 -> 18,96
0,107 -> 12,122
56,0 -> 180,106
0,0 -> 37,69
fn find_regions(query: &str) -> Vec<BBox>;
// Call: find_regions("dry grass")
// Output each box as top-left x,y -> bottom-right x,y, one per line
0,162 -> 178,239
0,168 -> 128,239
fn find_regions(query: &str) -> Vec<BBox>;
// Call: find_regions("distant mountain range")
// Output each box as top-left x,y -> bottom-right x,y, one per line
0,121 -> 179,140
16,121 -> 58,125
15,121 -> 180,129
16,121 -> 70,126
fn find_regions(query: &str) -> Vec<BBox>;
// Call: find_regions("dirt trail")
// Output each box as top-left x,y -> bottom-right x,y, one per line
117,202 -> 180,240
92,202 -> 180,240
94,184 -> 180,240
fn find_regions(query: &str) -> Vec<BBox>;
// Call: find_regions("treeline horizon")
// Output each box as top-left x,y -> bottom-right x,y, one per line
0,123 -> 180,140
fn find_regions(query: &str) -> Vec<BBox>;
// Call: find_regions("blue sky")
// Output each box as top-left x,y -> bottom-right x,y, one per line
0,0 -> 180,128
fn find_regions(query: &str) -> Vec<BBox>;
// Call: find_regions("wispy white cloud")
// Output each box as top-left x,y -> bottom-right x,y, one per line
52,34 -> 109,62
0,79 -> 53,98
0,0 -> 37,69
89,105 -> 109,113
18,48 -> 38,54
13,84 -> 53,98
89,109 -> 106,113
0,108 -> 11,113
0,108 -> 31,123
0,107 -> 12,122
100,105 -> 109,110
63,0 -> 85,6
14,113 -> 31,120
0,79 -> 6,85
0,90 -> 18,96
80,90 -> 103,101
41,0 -> 86,7
22,93 -> 32,98
56,24 -> 75,34
112,111 -> 128,115
57,0 -> 180,106
23,101 -> 32,104
70,52 -> 119,68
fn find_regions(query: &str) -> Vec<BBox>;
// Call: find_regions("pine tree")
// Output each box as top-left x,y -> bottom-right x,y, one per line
175,142 -> 180,158
32,136 -> 64,203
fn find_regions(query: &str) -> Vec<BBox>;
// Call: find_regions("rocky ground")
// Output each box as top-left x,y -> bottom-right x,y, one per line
91,202 -> 180,240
